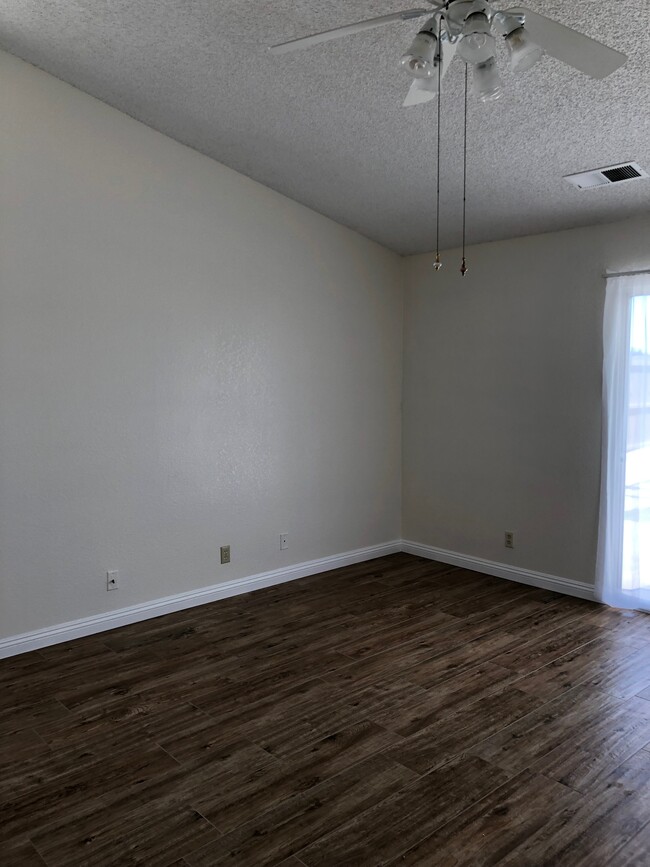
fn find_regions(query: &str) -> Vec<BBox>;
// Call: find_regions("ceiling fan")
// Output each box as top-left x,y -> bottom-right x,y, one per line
268,1 -> 627,106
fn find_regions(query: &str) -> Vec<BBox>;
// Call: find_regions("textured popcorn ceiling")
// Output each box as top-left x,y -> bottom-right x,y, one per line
0,0 -> 648,254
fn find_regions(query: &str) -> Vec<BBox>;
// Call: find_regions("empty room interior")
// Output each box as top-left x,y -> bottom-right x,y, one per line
1,0 -> 650,864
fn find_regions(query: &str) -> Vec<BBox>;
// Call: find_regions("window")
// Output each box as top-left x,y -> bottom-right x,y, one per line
597,273 -> 650,611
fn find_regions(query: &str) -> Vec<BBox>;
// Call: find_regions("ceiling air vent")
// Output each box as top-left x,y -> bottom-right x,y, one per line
564,162 -> 649,190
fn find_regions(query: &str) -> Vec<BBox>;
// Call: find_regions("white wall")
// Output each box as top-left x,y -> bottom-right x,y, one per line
3,48 -> 649,647
0,51 -> 403,640
403,215 -> 650,587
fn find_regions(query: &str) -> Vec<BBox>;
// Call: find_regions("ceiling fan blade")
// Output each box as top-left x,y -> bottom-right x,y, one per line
403,79 -> 437,106
269,9 -> 431,54
506,7 -> 627,79
403,33 -> 456,106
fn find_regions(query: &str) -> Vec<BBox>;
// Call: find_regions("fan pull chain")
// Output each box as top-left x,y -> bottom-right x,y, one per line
460,61 -> 468,277
433,16 -> 443,271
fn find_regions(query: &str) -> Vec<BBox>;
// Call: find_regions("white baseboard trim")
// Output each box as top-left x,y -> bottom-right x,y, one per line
0,540 -> 401,659
402,540 -> 596,602
0,538 -> 597,659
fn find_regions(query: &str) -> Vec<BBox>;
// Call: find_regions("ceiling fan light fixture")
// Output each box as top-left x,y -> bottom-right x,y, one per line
457,12 -> 495,64
400,30 -> 438,79
506,25 -> 543,73
472,56 -> 503,102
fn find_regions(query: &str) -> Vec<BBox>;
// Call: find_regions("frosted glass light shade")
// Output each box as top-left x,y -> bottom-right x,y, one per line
458,12 -> 495,64
400,31 -> 437,79
473,57 -> 503,102
506,26 -> 543,73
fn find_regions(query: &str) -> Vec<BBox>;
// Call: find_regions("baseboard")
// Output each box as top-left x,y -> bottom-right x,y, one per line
0,540 -> 402,659
0,537 -> 597,659
402,540 -> 596,601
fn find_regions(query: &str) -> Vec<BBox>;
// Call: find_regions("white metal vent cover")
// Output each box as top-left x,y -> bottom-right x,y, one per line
564,162 -> 649,190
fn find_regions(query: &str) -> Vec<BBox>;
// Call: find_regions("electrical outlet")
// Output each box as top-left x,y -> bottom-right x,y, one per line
279,533 -> 288,551
505,531 -> 515,549
220,545 -> 231,565
106,570 -> 119,591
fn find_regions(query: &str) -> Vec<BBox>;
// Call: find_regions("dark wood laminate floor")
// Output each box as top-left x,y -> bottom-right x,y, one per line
2,554 -> 650,866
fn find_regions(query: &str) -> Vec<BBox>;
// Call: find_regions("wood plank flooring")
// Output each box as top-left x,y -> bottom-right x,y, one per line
1,553 -> 650,866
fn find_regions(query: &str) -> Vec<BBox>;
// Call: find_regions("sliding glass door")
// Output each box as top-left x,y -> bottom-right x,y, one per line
597,274 -> 650,612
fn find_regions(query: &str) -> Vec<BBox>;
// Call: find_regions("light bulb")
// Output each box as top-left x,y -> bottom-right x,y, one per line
400,31 -> 437,79
457,12 -> 495,64
473,57 -> 503,102
506,26 -> 543,73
